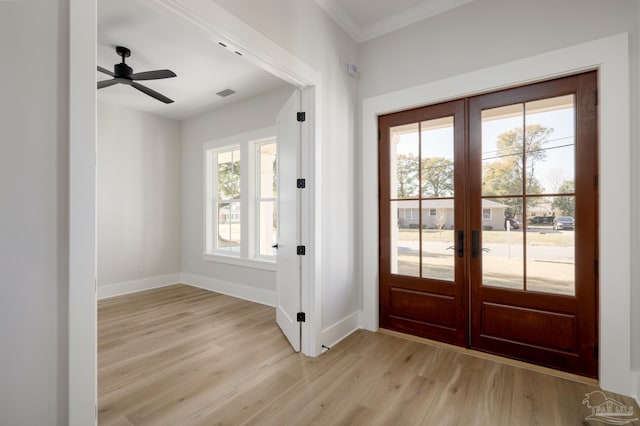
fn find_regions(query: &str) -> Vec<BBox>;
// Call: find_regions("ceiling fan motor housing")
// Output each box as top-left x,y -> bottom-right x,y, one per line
114,63 -> 133,79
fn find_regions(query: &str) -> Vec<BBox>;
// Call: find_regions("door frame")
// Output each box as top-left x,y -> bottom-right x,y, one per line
362,33 -> 631,395
69,0 -> 321,423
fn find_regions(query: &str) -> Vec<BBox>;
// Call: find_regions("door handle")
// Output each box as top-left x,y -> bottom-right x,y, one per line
472,230 -> 480,259
272,243 -> 279,249
457,230 -> 464,257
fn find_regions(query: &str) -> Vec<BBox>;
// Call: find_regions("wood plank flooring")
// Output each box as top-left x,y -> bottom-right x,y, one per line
99,285 -> 639,425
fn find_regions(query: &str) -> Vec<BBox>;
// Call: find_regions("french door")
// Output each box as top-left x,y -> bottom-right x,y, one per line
379,71 -> 598,377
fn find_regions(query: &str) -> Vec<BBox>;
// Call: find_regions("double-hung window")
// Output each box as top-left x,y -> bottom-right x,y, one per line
205,132 -> 277,269
210,148 -> 241,254
255,141 -> 277,258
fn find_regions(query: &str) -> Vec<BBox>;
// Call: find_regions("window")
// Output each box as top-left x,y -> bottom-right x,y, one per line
429,209 -> 437,216
213,148 -> 241,254
482,208 -> 492,220
205,132 -> 277,269
256,141 -> 277,258
401,208 -> 417,219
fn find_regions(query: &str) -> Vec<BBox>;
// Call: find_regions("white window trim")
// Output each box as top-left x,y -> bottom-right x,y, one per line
206,145 -> 242,257
203,127 -> 277,270
203,253 -> 276,271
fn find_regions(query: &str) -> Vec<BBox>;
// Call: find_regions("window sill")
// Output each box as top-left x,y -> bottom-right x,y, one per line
203,253 -> 276,271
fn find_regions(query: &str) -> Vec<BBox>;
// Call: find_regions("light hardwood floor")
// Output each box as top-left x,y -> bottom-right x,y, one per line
99,285 -> 639,425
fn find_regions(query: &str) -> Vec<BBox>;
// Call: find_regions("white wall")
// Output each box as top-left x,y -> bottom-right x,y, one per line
97,102 -> 182,295
213,0 -> 361,347
0,0 -> 69,424
181,86 -> 293,302
633,0 -> 640,402
358,0 -> 639,398
359,0 -> 638,99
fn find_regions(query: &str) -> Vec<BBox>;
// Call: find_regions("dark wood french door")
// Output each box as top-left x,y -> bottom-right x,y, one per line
379,71 -> 598,377
379,99 -> 468,346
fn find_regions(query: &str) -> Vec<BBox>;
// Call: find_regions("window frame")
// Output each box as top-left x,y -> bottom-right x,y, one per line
203,127 -> 277,271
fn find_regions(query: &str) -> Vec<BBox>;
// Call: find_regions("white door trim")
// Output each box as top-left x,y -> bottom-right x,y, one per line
361,33 -> 631,396
69,1 -> 322,423
69,0 -> 97,424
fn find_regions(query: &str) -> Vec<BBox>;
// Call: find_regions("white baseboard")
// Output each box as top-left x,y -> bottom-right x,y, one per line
319,311 -> 361,350
97,273 -> 181,300
181,272 -> 276,307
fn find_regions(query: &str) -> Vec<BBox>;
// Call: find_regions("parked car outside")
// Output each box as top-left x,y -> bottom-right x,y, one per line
504,218 -> 520,230
553,216 -> 575,230
529,216 -> 555,225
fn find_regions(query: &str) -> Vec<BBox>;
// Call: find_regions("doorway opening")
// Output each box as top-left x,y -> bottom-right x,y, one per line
70,0 -> 321,421
379,71 -> 598,377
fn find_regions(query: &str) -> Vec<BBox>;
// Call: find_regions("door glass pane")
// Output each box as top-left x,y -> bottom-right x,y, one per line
421,117 -> 454,198
481,104 -> 524,197
525,95 -> 575,195
481,197 -> 524,290
391,200 -> 420,277
420,116 -> 455,281
527,196 -> 576,295
422,229 -> 455,281
390,123 -> 420,199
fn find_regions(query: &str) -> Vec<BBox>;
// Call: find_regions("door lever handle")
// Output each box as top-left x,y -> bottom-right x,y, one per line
457,230 -> 464,257
272,243 -> 279,249
472,231 -> 479,259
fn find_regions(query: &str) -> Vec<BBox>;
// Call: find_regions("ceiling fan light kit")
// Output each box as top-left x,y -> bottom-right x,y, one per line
97,46 -> 177,104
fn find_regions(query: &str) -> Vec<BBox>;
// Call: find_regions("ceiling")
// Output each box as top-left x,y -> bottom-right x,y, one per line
313,0 -> 475,43
98,0 -> 473,120
97,0 -> 290,121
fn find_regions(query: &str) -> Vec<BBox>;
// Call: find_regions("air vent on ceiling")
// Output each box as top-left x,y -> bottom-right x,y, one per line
216,89 -> 236,98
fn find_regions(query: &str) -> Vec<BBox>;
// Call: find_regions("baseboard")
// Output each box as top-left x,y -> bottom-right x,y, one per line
97,273 -> 181,299
319,311 -> 361,350
181,272 -> 276,307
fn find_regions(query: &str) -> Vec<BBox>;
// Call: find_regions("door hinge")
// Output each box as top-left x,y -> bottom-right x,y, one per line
297,112 -> 306,122
594,259 -> 599,275
595,90 -> 598,106
297,245 -> 306,255
297,312 -> 306,322
595,175 -> 599,189
297,178 -> 306,189
594,343 -> 599,359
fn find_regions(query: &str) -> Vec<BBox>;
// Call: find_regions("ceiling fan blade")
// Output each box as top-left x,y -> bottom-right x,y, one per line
97,79 -> 119,89
130,69 -> 177,81
97,66 -> 115,77
131,82 -> 174,104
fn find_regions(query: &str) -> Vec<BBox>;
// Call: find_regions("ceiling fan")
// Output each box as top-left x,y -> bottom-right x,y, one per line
97,46 -> 177,104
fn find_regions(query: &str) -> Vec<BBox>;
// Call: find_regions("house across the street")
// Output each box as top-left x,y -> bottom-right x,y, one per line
396,199 -> 508,231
